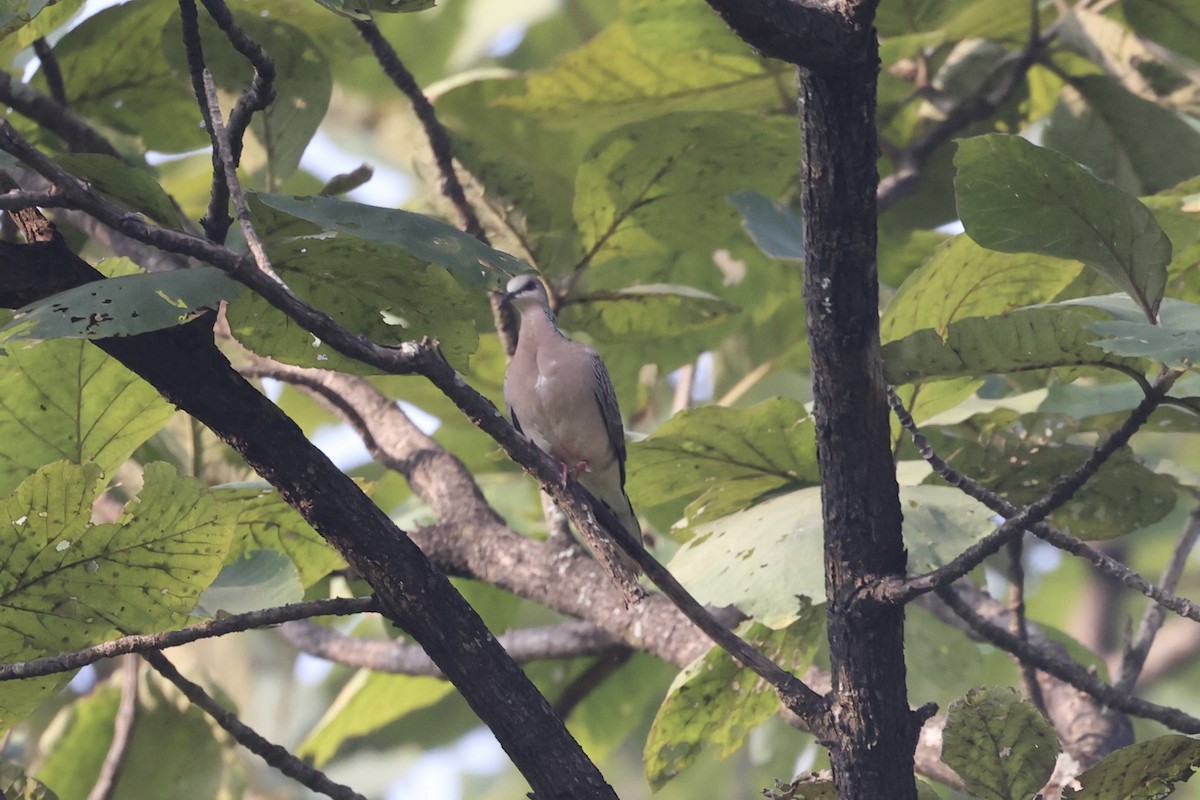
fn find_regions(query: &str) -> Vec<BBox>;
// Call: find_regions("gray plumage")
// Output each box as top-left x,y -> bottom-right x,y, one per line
501,274 -> 642,546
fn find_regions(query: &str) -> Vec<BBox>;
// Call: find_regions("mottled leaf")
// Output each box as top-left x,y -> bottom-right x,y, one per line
942,687 -> 1059,800
645,610 -> 822,790
0,462 -> 236,729
1069,735 -> 1200,799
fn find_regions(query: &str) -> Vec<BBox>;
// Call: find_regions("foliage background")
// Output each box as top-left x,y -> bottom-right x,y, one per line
3,0 -> 1200,797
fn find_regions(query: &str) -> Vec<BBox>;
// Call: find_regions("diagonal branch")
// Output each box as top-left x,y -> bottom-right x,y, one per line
1115,507 -> 1200,692
144,650 -> 367,800
882,377 -> 1185,607
937,583 -> 1200,734
353,19 -> 486,243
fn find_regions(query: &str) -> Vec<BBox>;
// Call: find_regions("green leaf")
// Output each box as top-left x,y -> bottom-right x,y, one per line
1042,76 -> 1200,196
572,113 -> 797,295
1068,296 -> 1200,368
942,687 -> 1060,800
644,610 -> 822,790
225,233 -> 484,372
922,408 -> 1178,538
0,267 -> 239,344
34,679 -> 226,799
558,284 -> 740,342
882,235 -> 1085,344
0,462 -> 236,729
955,134 -> 1171,316
193,550 -> 304,616
627,398 -> 820,530
252,192 -> 528,288
882,305 -> 1136,384
0,762 -> 58,800
0,0 -> 83,64
728,190 -> 805,261
668,485 -> 996,627
498,3 -> 787,131
1124,0 -> 1200,61
299,670 -> 455,766
54,154 -> 179,226
308,0 -> 434,20
212,485 -> 345,588
0,0 -> 56,39
1068,735 -> 1200,799
162,15 -> 332,187
39,1 -> 206,152
0,340 -> 175,496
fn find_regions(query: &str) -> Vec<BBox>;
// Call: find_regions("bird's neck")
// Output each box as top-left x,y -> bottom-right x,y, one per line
522,304 -> 566,341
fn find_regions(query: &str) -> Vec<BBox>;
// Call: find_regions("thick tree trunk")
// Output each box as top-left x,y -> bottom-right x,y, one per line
0,237 -> 618,800
800,41 -> 919,800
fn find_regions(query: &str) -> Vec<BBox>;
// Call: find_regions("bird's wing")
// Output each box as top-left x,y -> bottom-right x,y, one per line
589,349 -> 627,487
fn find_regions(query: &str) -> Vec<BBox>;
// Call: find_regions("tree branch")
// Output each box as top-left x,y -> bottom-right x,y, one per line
1115,507 -> 1200,692
86,655 -> 140,800
352,19 -> 486,243
0,234 -> 618,799
937,583 -> 1200,734
883,377 -> 1186,608
0,598 -> 376,681
703,0 -> 878,68
31,38 -> 67,107
918,585 -> 1134,768
279,620 -> 624,676
0,73 -> 124,159
144,650 -> 367,800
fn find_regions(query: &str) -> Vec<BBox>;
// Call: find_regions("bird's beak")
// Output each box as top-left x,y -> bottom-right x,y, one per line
499,289 -> 518,307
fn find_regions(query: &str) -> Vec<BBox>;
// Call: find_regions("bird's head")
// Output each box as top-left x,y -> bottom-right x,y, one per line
500,274 -> 550,312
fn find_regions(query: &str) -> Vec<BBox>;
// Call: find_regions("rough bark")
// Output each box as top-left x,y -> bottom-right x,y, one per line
0,236 -> 616,800
800,35 -> 920,800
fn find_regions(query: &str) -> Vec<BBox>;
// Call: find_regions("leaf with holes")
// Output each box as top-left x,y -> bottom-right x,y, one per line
1068,735 -> 1200,799
942,687 -> 1060,800
0,462 -> 235,730
644,609 -> 822,790
0,267 -> 239,344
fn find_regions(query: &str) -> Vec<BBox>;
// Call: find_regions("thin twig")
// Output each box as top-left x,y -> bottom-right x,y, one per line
32,38 -> 67,107
199,0 -> 276,169
86,655 -> 140,800
353,19 -> 486,243
884,375 -> 1179,602
200,69 -> 283,284
1115,508 -> 1200,693
351,19 -> 520,355
938,584 -> 1200,733
177,0 -> 228,241
0,597 -> 375,681
1006,537 -> 1047,715
144,650 -> 367,800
